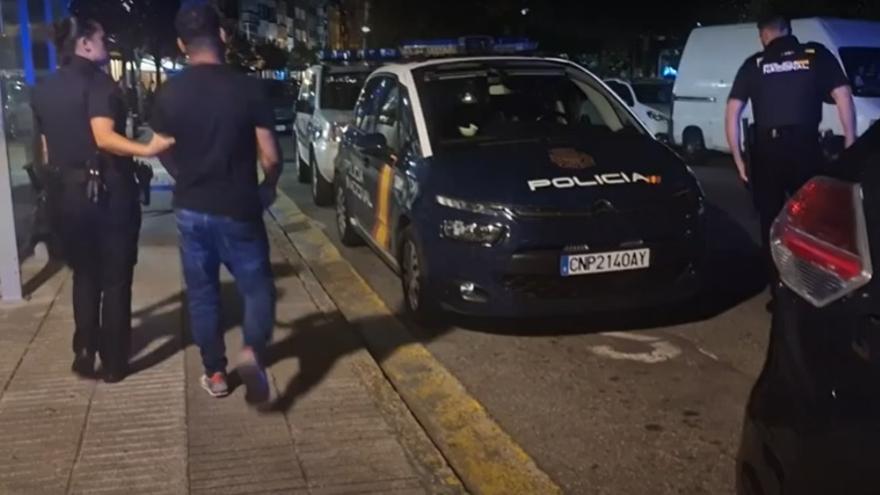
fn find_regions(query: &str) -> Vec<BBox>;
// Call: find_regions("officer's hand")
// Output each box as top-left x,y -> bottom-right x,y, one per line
145,133 -> 175,156
734,157 -> 749,184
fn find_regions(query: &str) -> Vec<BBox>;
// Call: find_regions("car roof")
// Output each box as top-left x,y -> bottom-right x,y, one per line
371,56 -> 578,79
311,63 -> 378,75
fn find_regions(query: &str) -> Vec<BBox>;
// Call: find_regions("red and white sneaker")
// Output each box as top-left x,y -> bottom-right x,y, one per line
200,372 -> 230,398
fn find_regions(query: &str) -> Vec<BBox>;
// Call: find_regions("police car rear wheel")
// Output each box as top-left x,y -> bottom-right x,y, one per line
682,127 -> 707,165
401,229 -> 439,324
312,152 -> 333,207
296,140 -> 311,183
336,183 -> 362,246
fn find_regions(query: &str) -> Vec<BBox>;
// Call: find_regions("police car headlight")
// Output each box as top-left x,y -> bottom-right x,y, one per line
436,195 -> 511,218
647,110 -> 669,122
440,220 -> 506,245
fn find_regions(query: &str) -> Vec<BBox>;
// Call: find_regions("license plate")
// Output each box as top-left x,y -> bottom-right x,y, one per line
275,125 -> 287,132
560,248 -> 651,277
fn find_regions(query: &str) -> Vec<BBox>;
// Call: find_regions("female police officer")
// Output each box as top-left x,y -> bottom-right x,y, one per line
31,16 -> 174,382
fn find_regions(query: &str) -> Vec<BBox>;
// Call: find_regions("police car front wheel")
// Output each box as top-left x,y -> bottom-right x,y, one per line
296,140 -> 311,184
335,183 -> 363,246
400,228 -> 440,324
312,152 -> 333,206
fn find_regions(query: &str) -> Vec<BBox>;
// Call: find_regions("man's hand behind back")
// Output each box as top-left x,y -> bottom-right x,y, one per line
259,181 -> 277,209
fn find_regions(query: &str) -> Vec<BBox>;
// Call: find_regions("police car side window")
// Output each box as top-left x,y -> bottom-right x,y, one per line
400,87 -> 421,156
606,81 -> 634,107
376,83 -> 401,152
354,77 -> 391,132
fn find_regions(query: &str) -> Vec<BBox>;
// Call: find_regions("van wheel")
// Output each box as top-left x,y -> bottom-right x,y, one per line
335,182 -> 363,246
296,140 -> 311,183
682,127 -> 707,165
311,151 -> 334,207
400,228 -> 441,326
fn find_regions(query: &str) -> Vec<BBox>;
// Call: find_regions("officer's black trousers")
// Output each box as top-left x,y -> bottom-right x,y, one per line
53,172 -> 141,373
751,127 -> 823,281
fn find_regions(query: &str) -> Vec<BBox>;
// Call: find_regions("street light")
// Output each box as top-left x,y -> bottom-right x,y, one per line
361,25 -> 371,34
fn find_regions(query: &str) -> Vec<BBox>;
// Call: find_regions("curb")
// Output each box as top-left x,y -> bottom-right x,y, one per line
268,192 -> 562,495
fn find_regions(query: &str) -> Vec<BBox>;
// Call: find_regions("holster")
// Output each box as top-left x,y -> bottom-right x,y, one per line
84,154 -> 106,204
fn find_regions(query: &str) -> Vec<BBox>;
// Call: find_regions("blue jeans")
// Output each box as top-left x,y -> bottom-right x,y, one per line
176,209 -> 275,375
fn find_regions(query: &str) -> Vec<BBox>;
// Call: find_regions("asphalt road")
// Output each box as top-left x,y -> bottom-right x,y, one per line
279,139 -> 771,495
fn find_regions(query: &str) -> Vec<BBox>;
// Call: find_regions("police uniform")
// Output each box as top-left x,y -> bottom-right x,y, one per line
31,56 -> 141,377
729,35 -> 849,253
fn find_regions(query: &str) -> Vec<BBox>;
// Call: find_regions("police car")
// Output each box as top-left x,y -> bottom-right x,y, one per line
333,38 -> 706,320
295,61 -> 375,205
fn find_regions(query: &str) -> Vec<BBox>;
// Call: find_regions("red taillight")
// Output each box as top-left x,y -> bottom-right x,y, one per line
771,177 -> 872,308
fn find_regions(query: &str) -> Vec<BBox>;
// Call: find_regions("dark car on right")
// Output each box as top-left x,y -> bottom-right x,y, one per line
737,122 -> 880,495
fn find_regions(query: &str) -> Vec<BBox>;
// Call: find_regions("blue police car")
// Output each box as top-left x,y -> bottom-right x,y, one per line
334,40 -> 706,321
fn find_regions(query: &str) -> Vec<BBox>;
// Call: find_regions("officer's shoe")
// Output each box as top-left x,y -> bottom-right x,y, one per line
102,366 -> 128,384
71,351 -> 96,379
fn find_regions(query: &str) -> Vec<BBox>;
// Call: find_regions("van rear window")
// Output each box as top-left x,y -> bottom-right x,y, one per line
839,47 -> 880,98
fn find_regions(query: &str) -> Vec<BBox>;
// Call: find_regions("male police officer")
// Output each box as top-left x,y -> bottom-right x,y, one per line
725,15 -> 856,292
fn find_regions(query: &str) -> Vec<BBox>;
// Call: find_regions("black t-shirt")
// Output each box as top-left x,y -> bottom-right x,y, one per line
729,36 -> 849,130
151,64 -> 274,221
31,56 -> 130,171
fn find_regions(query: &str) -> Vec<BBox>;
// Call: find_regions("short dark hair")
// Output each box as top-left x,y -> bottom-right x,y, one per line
53,16 -> 102,66
176,0 -> 223,52
758,15 -> 791,34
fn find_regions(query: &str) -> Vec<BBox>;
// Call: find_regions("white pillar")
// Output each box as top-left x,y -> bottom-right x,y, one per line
0,99 -> 22,302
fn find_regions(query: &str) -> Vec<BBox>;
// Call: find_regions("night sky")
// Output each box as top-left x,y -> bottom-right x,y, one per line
369,0 -> 880,51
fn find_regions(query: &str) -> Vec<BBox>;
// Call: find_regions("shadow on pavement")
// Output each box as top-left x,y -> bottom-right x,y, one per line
265,312 -> 361,412
21,258 -> 65,298
126,263 -> 294,376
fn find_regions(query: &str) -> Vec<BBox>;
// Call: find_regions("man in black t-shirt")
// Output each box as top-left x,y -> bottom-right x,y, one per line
152,1 -> 281,404
724,15 -> 856,308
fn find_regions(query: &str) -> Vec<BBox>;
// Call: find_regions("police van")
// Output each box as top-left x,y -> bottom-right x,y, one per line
334,38 -> 707,321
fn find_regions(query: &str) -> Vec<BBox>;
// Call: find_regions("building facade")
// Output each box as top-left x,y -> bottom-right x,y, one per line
327,0 -> 367,50
237,0 -> 328,51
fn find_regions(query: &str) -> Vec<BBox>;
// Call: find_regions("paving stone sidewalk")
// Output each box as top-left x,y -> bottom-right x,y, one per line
0,204 -> 462,495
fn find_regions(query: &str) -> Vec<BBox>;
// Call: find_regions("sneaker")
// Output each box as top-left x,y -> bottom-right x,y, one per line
237,348 -> 271,405
200,372 -> 230,398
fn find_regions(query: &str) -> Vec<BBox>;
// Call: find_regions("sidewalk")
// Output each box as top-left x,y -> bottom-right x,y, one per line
0,197 -> 463,495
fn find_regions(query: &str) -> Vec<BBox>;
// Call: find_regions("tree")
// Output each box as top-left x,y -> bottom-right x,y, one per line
254,41 -> 289,71
70,0 -> 181,87
226,26 -> 259,73
289,44 -> 317,70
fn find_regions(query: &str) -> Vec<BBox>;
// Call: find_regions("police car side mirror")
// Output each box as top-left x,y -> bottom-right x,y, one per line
356,132 -> 389,157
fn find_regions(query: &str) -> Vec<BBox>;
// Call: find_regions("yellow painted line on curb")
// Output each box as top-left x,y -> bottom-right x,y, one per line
269,192 -> 562,495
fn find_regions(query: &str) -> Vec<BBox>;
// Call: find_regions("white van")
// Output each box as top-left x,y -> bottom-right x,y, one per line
672,18 -> 880,160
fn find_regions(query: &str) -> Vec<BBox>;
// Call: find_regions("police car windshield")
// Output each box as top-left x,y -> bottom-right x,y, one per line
839,48 -> 880,98
415,62 -> 644,149
321,72 -> 369,110
631,81 -> 672,105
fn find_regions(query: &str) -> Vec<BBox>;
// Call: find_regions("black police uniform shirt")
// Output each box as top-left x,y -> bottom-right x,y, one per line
728,35 -> 849,131
31,56 -> 131,171
151,64 -> 275,222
